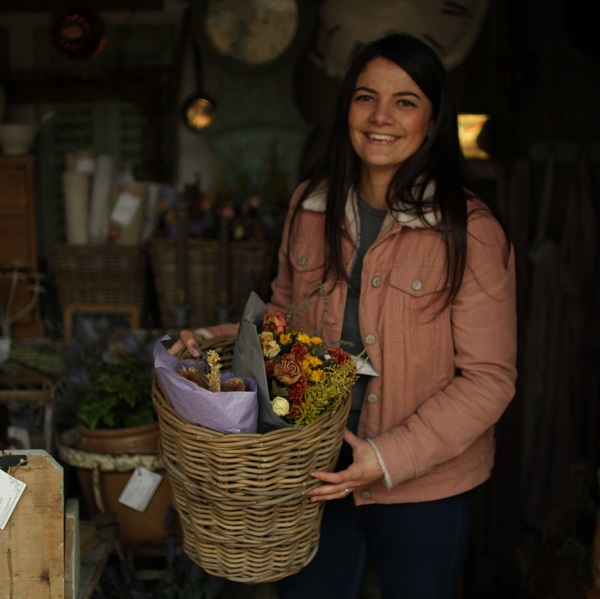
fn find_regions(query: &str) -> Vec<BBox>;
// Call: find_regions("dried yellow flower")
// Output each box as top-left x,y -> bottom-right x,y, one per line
205,350 -> 221,393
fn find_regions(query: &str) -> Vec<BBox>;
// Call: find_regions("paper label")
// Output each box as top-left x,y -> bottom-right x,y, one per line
118,467 -> 162,512
111,191 -> 141,227
355,356 -> 378,377
0,469 -> 27,530
75,156 -> 96,174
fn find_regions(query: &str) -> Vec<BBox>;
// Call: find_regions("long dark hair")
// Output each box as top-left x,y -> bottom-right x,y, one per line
291,32 -> 500,306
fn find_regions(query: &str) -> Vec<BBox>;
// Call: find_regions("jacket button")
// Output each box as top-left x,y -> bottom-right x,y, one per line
297,255 -> 307,266
366,393 -> 378,404
365,334 -> 376,345
371,276 -> 381,287
411,279 -> 423,291
360,490 -> 372,500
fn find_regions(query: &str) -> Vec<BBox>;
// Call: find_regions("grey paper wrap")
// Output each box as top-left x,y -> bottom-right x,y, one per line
232,292 -> 292,433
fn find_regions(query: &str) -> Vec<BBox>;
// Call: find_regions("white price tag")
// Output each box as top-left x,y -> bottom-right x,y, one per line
111,191 -> 141,227
0,469 -> 27,530
354,356 -> 378,377
75,156 -> 96,174
118,467 -> 163,512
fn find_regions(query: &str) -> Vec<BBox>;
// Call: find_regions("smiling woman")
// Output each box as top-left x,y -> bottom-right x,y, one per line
173,31 -> 516,599
269,32 -> 515,598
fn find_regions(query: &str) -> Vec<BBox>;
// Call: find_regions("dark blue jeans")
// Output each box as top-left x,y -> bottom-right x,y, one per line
277,490 -> 472,599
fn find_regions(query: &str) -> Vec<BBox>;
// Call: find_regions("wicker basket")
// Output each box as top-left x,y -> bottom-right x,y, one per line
49,243 -> 146,310
147,238 -> 275,328
152,337 -> 351,583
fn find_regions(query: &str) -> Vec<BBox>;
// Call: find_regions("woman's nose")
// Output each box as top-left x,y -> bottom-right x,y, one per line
369,101 -> 393,124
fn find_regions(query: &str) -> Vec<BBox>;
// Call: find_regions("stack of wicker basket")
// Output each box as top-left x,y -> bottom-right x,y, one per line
147,238 -> 275,328
152,337 -> 351,583
49,243 -> 146,312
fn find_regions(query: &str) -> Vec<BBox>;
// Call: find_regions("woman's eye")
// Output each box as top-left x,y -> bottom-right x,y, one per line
397,98 -> 416,107
354,94 -> 373,102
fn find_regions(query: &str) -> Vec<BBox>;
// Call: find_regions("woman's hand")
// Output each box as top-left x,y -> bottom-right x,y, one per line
168,329 -> 202,357
308,429 -> 384,501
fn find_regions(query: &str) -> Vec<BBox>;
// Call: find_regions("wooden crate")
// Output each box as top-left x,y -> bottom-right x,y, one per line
0,449 -> 117,599
0,450 -> 65,597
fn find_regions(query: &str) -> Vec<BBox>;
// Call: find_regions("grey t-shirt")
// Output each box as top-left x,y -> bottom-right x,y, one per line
341,195 -> 387,433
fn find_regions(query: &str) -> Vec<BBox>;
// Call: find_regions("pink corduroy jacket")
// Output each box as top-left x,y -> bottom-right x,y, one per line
210,186 -> 517,504
209,182 -> 518,505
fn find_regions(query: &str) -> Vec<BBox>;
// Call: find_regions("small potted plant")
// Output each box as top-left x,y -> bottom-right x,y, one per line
56,319 -> 175,546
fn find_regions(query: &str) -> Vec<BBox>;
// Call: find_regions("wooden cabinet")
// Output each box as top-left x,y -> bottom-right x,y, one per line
0,154 -> 44,339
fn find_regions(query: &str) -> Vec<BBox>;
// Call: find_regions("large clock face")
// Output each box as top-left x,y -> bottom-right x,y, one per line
315,0 -> 491,76
202,0 -> 300,67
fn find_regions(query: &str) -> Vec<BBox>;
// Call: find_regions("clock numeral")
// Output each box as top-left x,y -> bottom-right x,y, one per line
423,34 -> 446,55
441,1 -> 470,16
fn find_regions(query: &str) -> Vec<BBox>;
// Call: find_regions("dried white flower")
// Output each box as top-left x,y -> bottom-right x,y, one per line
271,396 -> 290,417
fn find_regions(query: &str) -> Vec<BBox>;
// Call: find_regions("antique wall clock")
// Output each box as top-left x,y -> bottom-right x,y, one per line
315,0 -> 492,77
191,0 -> 317,194
198,0 -> 303,70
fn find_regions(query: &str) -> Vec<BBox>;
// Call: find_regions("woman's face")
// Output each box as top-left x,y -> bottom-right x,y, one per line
348,57 -> 434,180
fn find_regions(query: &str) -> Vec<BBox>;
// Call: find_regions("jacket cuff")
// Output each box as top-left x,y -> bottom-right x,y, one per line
194,323 -> 239,339
194,328 -> 214,339
367,438 -> 393,490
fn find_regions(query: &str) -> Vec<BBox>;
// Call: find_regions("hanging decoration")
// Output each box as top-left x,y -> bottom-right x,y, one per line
52,7 -> 107,60
181,3 -> 216,130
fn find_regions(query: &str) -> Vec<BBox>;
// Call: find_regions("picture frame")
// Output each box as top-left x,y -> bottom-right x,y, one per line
63,304 -> 140,343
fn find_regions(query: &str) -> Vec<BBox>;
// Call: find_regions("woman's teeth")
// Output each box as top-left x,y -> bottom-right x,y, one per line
367,133 -> 396,141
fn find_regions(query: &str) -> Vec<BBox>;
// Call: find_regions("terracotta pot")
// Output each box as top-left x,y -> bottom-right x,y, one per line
75,422 -> 160,454
75,422 -> 178,546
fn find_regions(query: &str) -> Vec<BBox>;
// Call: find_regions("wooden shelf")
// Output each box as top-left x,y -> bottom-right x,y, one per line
0,155 -> 44,339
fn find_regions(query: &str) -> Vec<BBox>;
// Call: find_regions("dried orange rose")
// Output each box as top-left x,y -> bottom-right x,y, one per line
273,354 -> 302,385
263,311 -> 288,335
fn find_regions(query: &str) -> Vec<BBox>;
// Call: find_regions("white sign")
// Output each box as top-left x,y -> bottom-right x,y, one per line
111,191 -> 141,227
0,469 -> 27,530
118,467 -> 163,512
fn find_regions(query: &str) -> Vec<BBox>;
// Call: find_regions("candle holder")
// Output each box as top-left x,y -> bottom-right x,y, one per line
458,113 -> 491,160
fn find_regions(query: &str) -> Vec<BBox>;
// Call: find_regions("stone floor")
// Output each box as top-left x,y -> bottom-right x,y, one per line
217,566 -> 380,599
96,548 -> 381,598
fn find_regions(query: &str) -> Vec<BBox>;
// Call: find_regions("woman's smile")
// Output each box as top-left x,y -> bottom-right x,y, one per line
365,133 -> 398,142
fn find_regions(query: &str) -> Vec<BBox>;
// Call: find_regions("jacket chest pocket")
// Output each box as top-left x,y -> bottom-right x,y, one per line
389,263 -> 447,314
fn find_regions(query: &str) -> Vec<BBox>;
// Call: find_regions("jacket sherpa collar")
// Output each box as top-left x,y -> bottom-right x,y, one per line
301,183 -> 440,238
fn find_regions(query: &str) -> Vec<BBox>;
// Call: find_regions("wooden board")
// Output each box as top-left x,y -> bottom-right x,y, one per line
0,450 -> 65,598
77,518 -> 118,599
65,498 -> 80,599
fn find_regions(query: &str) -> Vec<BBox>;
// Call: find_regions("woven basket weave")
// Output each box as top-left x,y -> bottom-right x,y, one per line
152,337 -> 351,583
148,238 -> 275,328
49,243 -> 146,310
